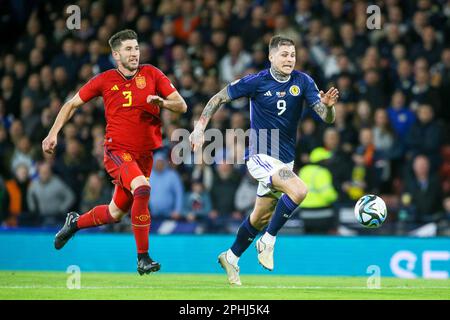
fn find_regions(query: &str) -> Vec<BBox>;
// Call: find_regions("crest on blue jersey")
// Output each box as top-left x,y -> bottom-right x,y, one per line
289,85 -> 300,96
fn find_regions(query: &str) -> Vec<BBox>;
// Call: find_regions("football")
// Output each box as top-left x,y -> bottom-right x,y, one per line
354,195 -> 387,228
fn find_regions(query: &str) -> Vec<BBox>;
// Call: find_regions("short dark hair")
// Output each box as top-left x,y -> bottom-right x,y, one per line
269,35 -> 295,52
108,29 -> 138,51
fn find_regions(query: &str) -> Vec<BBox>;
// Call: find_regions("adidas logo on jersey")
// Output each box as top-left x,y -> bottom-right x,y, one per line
111,85 -> 119,91
264,91 -> 272,96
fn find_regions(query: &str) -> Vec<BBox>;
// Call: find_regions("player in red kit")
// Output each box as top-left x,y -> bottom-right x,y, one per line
42,30 -> 187,275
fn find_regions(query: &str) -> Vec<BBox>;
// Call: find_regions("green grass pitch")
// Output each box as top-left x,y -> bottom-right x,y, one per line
1,271 -> 449,300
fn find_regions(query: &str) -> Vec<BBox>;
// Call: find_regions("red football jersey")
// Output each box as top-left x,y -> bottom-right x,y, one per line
79,64 -> 176,153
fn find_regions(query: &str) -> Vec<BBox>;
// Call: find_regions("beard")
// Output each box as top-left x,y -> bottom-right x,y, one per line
121,58 -> 139,71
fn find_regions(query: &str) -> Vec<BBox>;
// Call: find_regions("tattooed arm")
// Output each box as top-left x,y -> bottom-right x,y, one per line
189,86 -> 232,151
196,86 -> 231,130
313,86 -> 339,124
312,101 -> 336,124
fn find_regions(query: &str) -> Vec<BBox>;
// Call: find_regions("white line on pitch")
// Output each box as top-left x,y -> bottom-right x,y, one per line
0,285 -> 449,290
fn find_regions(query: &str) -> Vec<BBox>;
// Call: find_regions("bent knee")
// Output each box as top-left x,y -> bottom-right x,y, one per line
130,176 -> 150,193
109,202 -> 128,221
110,210 -> 127,221
287,184 -> 308,204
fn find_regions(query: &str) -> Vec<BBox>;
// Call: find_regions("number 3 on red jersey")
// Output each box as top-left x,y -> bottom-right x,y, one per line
122,91 -> 132,107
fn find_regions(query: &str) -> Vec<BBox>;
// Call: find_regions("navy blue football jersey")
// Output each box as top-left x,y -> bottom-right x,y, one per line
227,69 -> 321,163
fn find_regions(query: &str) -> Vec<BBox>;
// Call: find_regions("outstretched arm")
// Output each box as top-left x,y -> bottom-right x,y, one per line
312,87 -> 339,124
196,86 -> 231,130
189,86 -> 232,151
42,93 -> 84,154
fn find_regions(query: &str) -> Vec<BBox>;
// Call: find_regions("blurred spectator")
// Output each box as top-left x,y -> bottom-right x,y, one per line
406,104 -> 444,169
22,73 -> 48,111
373,108 -> 394,154
0,125 -> 13,176
173,0 -> 200,42
339,22 -> 368,61
53,67 -> 71,99
87,40 -> 115,73
334,72 -> 357,104
183,180 -> 213,222
14,60 -> 29,90
322,127 -> 352,201
80,173 -> 111,213
296,46 -> 323,85
149,152 -> 184,220
1,74 -> 21,117
378,23 -> 404,62
394,59 -> 414,96
32,108 -> 54,145
234,172 -> 258,216
241,6 -> 268,51
191,163 -> 214,192
20,97 -> 40,137
3,164 -> 30,226
403,155 -> 442,223
431,48 -> 450,123
373,108 -> 395,192
407,11 -> 428,45
410,67 -> 441,113
219,36 -> 252,84
410,26 -> 443,66
273,14 -> 301,45
294,0 -> 313,33
51,38 -> 79,82
353,127 -> 388,194
0,98 -> 14,129
333,103 -> 358,153
9,120 -> 25,147
53,139 -> 90,207
387,90 -> 416,141
353,100 -> 373,129
341,128 -> 382,201
358,69 -> 387,110
29,49 -> 44,74
10,136 -> 37,178
210,163 -> 241,217
27,162 -> 75,226
296,116 -> 321,165
298,147 -> 338,234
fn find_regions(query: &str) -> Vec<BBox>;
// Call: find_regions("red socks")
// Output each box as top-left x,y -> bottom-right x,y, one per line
131,185 -> 151,254
75,186 -> 151,255
76,205 -> 117,229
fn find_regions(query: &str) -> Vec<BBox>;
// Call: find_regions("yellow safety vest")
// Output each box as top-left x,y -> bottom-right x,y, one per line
298,164 -> 338,208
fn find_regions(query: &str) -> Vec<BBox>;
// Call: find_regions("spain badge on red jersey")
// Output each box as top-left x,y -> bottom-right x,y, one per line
122,152 -> 133,162
135,75 -> 146,89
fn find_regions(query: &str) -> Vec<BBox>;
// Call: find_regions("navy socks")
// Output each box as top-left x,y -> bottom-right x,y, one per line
266,194 -> 298,236
230,216 -> 260,257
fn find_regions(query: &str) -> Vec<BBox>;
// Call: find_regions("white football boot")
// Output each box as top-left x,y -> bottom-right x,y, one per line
255,238 -> 274,271
218,252 -> 242,286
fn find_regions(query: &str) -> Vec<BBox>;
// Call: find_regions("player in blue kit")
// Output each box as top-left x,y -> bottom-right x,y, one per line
190,36 -> 339,285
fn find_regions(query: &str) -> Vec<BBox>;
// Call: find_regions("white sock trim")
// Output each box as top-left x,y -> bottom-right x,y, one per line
226,249 -> 239,266
261,232 -> 276,245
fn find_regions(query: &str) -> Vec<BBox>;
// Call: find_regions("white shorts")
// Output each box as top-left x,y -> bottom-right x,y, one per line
246,154 -> 294,197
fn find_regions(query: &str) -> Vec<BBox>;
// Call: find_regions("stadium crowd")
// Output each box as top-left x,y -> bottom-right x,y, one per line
0,0 -> 449,235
